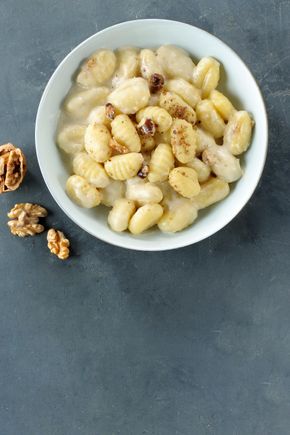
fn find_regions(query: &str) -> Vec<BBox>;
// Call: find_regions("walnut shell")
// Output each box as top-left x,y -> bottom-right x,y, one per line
0,143 -> 27,193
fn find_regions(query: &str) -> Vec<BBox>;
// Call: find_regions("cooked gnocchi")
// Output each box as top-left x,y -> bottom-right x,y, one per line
111,114 -> 141,152
170,119 -> 197,163
73,152 -> 110,188
66,175 -> 101,208
159,91 -> 196,125
168,167 -> 200,199
112,47 -> 139,88
57,44 -> 254,235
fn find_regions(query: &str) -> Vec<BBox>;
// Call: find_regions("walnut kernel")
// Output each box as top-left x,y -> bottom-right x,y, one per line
138,118 -> 156,136
7,203 -> 47,237
149,73 -> 165,93
47,229 -> 70,260
137,164 -> 149,179
105,103 -> 116,120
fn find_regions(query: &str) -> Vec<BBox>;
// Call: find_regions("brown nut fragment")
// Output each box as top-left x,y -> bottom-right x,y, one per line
105,102 -> 116,120
137,164 -> 149,179
47,229 -> 70,260
0,143 -> 27,193
7,203 -> 47,237
138,118 -> 156,136
109,138 -> 128,155
149,73 -> 165,93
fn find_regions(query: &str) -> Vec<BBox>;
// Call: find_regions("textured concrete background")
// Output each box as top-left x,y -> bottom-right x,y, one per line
0,0 -> 290,434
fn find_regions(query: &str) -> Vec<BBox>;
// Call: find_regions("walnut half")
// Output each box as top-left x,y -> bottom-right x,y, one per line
0,143 -> 27,193
7,203 -> 47,237
47,229 -> 70,260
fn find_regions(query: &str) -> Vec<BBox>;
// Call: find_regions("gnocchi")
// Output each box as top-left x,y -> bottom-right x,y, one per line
126,182 -> 163,205
192,177 -> 230,210
165,79 -> 201,108
195,126 -> 217,155
158,197 -> 198,233
140,135 -> 155,152
154,129 -> 171,145
170,119 -> 197,163
202,145 -> 243,183
136,106 -> 172,134
192,57 -> 220,98
108,199 -> 136,232
185,157 -> 211,183
223,110 -> 253,155
209,89 -> 235,121
77,50 -> 116,87
196,99 -> 225,138
57,124 -> 86,154
156,45 -> 195,81
66,175 -> 101,208
148,143 -> 174,183
84,123 -> 111,162
111,114 -> 141,152
169,167 -> 200,199
65,87 -> 109,120
112,47 -> 139,88
101,180 -> 125,207
73,152 -> 110,188
87,106 -> 111,127
159,91 -> 196,125
108,77 -> 150,114
140,49 -> 163,80
104,153 -> 143,180
128,203 -> 163,235
57,44 -> 254,236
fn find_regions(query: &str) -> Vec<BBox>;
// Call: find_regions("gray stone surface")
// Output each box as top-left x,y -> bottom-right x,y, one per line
0,0 -> 289,434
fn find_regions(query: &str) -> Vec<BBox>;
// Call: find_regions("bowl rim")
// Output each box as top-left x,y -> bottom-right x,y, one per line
35,18 -> 268,251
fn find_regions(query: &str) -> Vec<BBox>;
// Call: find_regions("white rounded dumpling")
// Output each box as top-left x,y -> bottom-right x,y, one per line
126,182 -> 163,205
139,49 -> 164,79
87,106 -> 111,127
158,196 -> 198,233
66,175 -> 101,208
65,87 -> 109,120
57,124 -> 86,154
128,203 -> 163,235
107,78 -> 150,114
84,123 -> 111,163
108,198 -> 136,232
202,145 -> 243,183
77,50 -> 116,87
112,47 -> 140,88
165,78 -> 201,108
101,180 -> 126,207
72,152 -> 110,188
156,45 -> 195,81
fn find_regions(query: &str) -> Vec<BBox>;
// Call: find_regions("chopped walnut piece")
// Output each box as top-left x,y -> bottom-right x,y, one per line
138,118 -> 156,136
149,73 -> 165,93
105,103 -> 116,120
7,203 -> 47,237
0,143 -> 27,193
137,164 -> 149,179
109,138 -> 128,155
47,229 -> 70,260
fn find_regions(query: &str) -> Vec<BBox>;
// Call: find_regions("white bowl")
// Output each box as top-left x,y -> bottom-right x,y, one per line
35,19 -> 268,251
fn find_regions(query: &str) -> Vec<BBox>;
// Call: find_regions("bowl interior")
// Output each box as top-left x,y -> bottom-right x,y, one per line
35,19 -> 268,251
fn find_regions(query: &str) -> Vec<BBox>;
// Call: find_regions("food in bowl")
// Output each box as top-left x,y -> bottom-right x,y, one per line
56,45 -> 254,234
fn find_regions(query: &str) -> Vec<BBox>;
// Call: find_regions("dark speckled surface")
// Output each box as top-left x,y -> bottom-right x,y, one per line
0,1 -> 290,434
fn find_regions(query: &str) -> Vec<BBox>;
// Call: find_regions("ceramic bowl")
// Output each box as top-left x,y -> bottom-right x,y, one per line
35,19 -> 268,251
